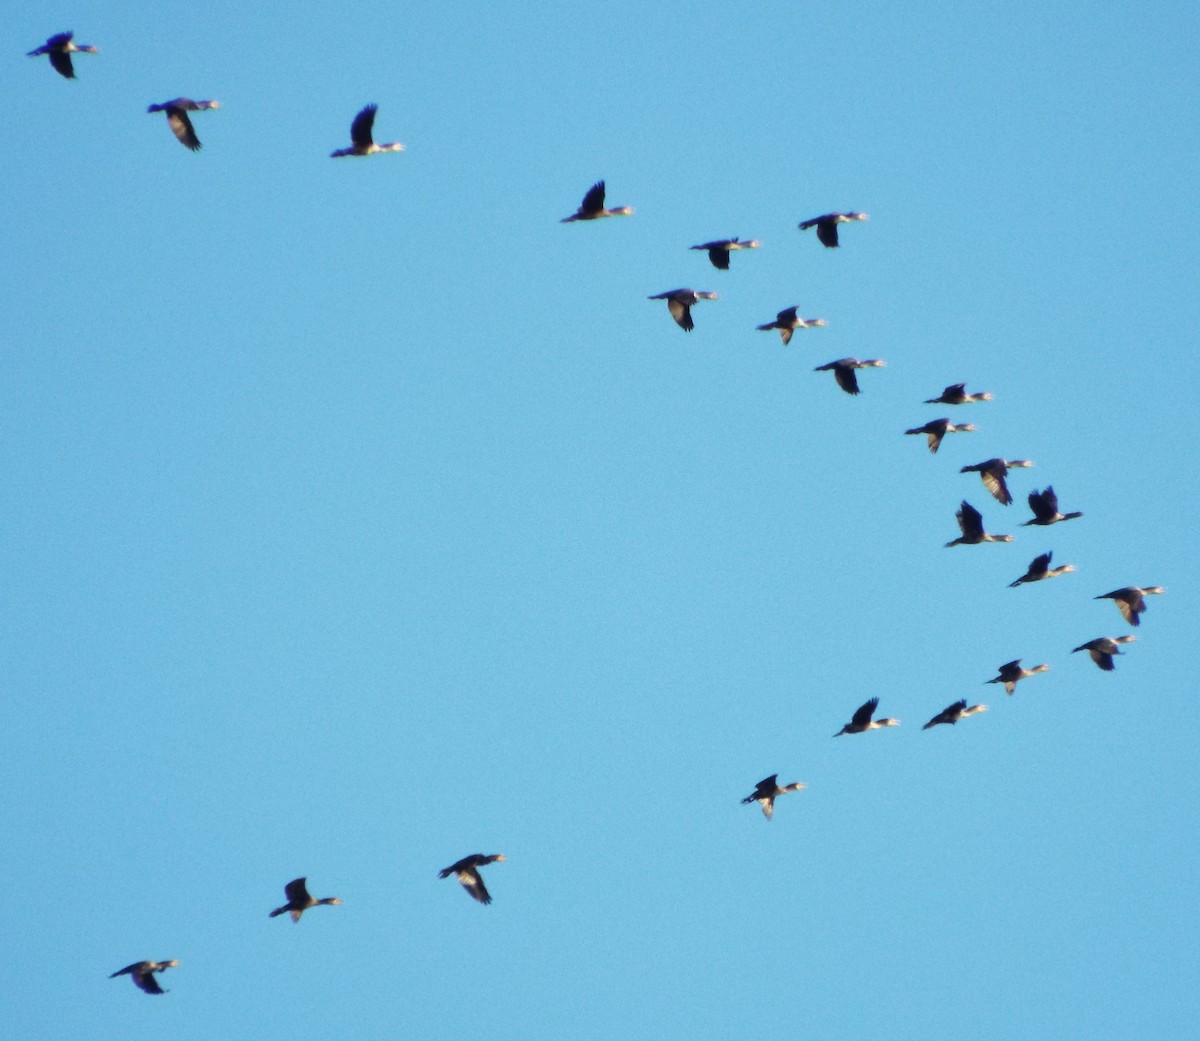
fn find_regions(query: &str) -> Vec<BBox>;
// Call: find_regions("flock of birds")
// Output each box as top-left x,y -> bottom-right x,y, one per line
29,28 -> 1166,997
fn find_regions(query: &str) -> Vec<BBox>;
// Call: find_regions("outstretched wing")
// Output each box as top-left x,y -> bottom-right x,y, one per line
850,697 -> 879,728
350,104 -> 378,149
167,108 -> 201,150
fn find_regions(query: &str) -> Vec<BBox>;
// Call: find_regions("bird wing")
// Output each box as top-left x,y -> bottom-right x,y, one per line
668,298 -> 693,330
980,468 -> 1011,505
167,108 -> 201,150
350,104 -> 378,148
1116,591 -> 1142,624
1030,551 -> 1052,575
284,877 -> 311,904
758,797 -> 775,821
134,968 -> 166,994
48,49 -> 76,79
458,867 -> 492,904
833,365 -> 860,395
708,247 -> 730,270
851,697 -> 879,727
776,307 -> 799,324
110,962 -> 143,978
958,501 -> 983,537
580,180 -> 606,214
816,221 -> 839,247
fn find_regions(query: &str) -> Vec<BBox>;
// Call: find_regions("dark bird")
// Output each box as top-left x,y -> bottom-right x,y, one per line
798,212 -> 869,248
905,418 -> 975,454
147,98 -> 219,151
1072,636 -> 1135,672
1023,486 -> 1083,526
330,104 -> 404,157
28,32 -> 97,79
960,458 -> 1034,506
945,500 -> 1013,547
922,700 -> 987,730
740,774 -> 806,821
269,877 -> 342,922
689,237 -> 759,270
648,288 -> 717,331
924,383 -> 993,405
1095,586 -> 1165,626
834,696 -> 899,736
756,306 -> 827,345
109,960 -> 178,995
560,180 -> 633,222
814,357 -> 885,395
987,659 -> 1050,695
440,853 -> 505,904
1009,551 -> 1076,587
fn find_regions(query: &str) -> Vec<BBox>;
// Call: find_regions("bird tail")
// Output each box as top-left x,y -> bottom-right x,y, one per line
268,906 -> 287,918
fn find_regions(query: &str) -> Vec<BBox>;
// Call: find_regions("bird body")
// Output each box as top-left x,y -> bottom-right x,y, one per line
561,180 -> 632,222
110,960 -> 178,995
1095,586 -> 1164,626
925,383 -> 993,405
756,306 -> 826,345
960,458 -> 1033,506
27,32 -> 97,79
906,418 -> 975,454
814,358 -> 885,395
1010,551 -> 1075,587
1023,486 -> 1083,526
269,877 -> 342,922
741,774 -> 806,820
690,237 -> 759,270
440,853 -> 505,904
1072,636 -> 1135,671
147,98 -> 219,151
798,212 -> 868,248
922,700 -> 987,729
834,697 -> 898,736
648,288 -> 717,331
946,500 -> 1013,547
330,104 -> 404,157
987,659 -> 1049,694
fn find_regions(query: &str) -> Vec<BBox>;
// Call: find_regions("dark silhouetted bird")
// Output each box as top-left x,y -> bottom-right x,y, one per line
922,700 -> 987,730
756,306 -> 826,345
269,878 -> 342,922
109,960 -> 178,994
814,358 -> 885,395
560,180 -> 632,222
689,237 -> 759,269
987,659 -> 1049,695
905,418 -> 975,454
1095,586 -> 1165,627
1010,551 -> 1075,587
330,104 -> 404,157
147,98 -> 219,151
1023,487 -> 1083,526
798,212 -> 868,248
960,458 -> 1033,506
740,774 -> 805,820
27,32 -> 97,79
925,383 -> 993,405
945,501 -> 1013,547
1072,636 -> 1135,671
834,697 -> 898,736
440,853 -> 505,904
648,288 -> 717,331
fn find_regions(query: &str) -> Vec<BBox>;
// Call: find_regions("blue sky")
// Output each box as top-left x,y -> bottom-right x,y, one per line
4,3 -> 1198,1039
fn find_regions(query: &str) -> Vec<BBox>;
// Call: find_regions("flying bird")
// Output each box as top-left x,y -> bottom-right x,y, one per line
1072,636 -> 1135,672
440,853 -> 505,904
1023,486 -> 1083,526
147,98 -> 219,151
689,237 -> 759,270
945,500 -> 1013,547
922,700 -> 987,730
560,180 -> 632,222
986,659 -> 1050,695
109,960 -> 178,995
330,104 -> 404,157
741,774 -> 806,821
269,877 -> 342,922
1009,551 -> 1076,587
756,306 -> 826,345
960,458 -> 1034,506
648,288 -> 717,331
834,697 -> 899,736
925,383 -> 993,405
798,212 -> 869,248
1095,586 -> 1164,626
905,418 -> 975,454
27,32 -> 97,79
813,358 -> 885,395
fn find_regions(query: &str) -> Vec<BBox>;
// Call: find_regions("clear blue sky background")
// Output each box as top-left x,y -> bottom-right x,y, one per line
4,2 -> 1198,1038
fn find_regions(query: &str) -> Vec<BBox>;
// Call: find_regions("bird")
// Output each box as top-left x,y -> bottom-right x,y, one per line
756,307 -> 826,345
1072,636 -> 1135,672
268,877 -> 342,922
1095,586 -> 1165,626
922,700 -> 987,730
689,237 -> 759,270
147,99 -> 219,151
330,104 -> 404,157
648,289 -> 717,331
560,180 -> 633,222
109,960 -> 178,995
1023,487 -> 1083,526
440,853 -> 505,904
986,659 -> 1050,695
905,418 -> 975,454
814,358 -> 885,395
945,500 -> 1013,547
1009,551 -> 1076,587
834,697 -> 899,736
27,32 -> 97,79
960,458 -> 1034,506
740,774 -> 806,820
798,212 -> 869,248
924,383 -> 993,405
